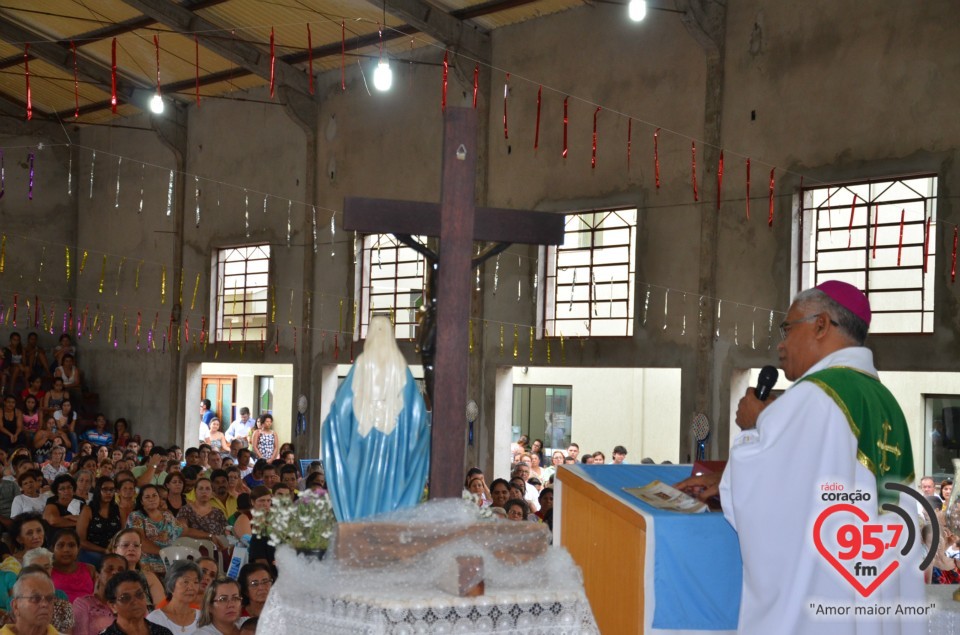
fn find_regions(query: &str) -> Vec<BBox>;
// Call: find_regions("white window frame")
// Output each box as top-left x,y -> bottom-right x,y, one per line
356,234 -> 429,340
213,244 -> 270,343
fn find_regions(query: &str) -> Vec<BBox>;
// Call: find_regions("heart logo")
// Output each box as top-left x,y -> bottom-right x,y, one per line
812,503 -> 900,597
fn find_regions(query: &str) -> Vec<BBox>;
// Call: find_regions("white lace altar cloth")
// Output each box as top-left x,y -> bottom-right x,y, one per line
259,500 -> 599,634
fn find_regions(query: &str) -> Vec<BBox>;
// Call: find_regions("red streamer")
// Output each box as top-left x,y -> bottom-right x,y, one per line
340,22 -> 346,91
716,150 -> 724,212
872,204 -> 879,259
592,107 -> 601,169
767,167 -> 775,227
745,158 -> 751,220
847,194 -> 857,248
472,65 -> 478,108
923,214 -> 932,274
184,318 -> 190,343
441,51 -> 448,112
154,35 -> 161,95
952,227 -> 958,282
654,128 -> 661,189
534,85 -> 542,151
503,73 -> 509,139
562,97 -> 569,159
111,38 -> 117,114
24,44 -> 31,121
269,27 -> 276,99
194,36 -> 200,107
71,41 -> 79,118
307,24 -> 314,95
691,141 -> 699,201
897,209 -> 905,266
627,118 -> 632,170
274,328 -> 280,354
12,293 -> 17,327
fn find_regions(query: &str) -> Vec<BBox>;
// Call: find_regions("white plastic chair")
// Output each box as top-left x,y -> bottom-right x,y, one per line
159,545 -> 201,569
173,536 -> 219,558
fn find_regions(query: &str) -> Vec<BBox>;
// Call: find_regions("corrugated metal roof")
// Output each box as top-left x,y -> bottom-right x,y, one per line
0,0 -> 581,123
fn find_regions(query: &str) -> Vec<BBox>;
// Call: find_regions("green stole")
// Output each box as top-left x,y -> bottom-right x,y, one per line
799,366 -> 915,510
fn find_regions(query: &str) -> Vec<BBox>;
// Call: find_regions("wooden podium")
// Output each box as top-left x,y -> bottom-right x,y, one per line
557,465 -> 648,634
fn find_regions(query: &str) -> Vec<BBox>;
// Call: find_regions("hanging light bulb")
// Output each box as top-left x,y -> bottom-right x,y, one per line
149,93 -> 164,114
373,59 -> 392,91
628,0 -> 647,22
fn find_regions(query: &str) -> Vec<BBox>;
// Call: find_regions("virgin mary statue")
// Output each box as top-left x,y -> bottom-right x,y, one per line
322,315 -> 431,522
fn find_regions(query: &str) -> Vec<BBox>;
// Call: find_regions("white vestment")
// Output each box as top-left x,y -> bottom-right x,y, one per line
720,347 -> 924,635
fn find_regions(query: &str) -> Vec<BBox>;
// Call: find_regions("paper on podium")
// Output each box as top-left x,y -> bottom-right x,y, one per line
624,479 -> 708,513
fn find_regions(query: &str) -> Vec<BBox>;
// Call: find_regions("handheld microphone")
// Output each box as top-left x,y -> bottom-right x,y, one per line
755,365 -> 779,401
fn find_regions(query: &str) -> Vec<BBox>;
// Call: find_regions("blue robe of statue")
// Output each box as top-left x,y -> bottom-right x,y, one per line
322,365 -> 431,522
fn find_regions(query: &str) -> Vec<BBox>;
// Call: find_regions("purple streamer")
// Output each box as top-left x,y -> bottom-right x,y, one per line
147,329 -> 153,352
0,149 -> 4,198
62,312 -> 68,333
0,303 -> 5,325
27,153 -> 34,200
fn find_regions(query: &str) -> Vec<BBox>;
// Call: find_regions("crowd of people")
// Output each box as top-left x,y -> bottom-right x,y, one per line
463,435 -> 630,526
0,331 -> 324,634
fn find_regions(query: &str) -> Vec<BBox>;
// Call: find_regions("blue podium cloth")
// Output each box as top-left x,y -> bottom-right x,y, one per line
572,464 -> 742,631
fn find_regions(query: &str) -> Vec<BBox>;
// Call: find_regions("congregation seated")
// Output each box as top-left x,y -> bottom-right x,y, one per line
16,562 -> 76,633
0,568 -> 61,635
177,477 -> 228,548
126,485 -> 181,576
49,528 -> 96,603
33,416 -> 70,466
196,576 -> 244,635
43,474 -> 82,528
237,563 -> 275,620
107,528 -> 165,607
73,553 -> 128,635
146,560 -> 201,632
100,569 -> 174,635
77,476 -> 123,566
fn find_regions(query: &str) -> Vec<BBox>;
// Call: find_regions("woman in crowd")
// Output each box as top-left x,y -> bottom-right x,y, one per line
54,399 -> 79,452
147,560 -> 201,633
177,478 -> 227,545
54,353 -> 82,402
126,484 -> 183,575
73,553 -> 128,635
44,473 -> 83,528
117,476 -> 138,527
41,445 -> 70,483
41,376 -> 67,420
97,445 -> 111,463
140,440 -> 155,462
529,438 -> 546,467
504,499 -> 529,521
197,558 -> 219,597
76,468 -> 95,503
237,563 -> 274,619
528,452 -> 545,480
164,472 -> 187,517
3,333 -> 27,391
204,419 -> 227,455
12,469 -> 45,516
50,527 -> 96,602
250,415 -> 278,461
941,479 -> 954,510
20,394 -> 41,442
224,466 -> 248,498
101,569 -> 174,635
114,418 -> 132,449
108,528 -> 165,606
2,512 -> 47,574
196,577 -> 243,635
0,395 -> 23,451
231,487 -> 270,543
77,476 -> 123,565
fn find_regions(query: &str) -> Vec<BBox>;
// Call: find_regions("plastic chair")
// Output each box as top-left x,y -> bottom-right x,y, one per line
174,536 -> 219,558
159,546 -> 201,569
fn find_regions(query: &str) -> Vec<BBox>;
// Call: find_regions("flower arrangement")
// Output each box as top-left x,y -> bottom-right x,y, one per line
252,490 -> 338,551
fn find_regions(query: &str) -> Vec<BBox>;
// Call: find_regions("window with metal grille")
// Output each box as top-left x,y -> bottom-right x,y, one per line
797,175 -> 937,333
214,245 -> 270,342
358,234 -> 428,339
542,208 -> 637,337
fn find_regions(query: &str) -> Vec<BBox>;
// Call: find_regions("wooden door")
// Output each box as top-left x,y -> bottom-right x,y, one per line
201,376 -> 237,424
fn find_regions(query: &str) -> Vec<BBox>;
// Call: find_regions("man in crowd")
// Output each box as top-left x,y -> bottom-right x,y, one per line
199,398 -> 215,442
566,443 -> 580,461
612,445 -> 628,464
678,281 -> 922,634
2,570 -> 59,635
225,407 -> 255,449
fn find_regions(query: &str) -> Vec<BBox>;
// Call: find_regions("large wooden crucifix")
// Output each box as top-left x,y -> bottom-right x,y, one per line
343,107 -> 564,499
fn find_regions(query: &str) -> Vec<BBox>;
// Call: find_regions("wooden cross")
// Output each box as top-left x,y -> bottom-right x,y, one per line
344,107 -> 564,499
876,421 -> 902,474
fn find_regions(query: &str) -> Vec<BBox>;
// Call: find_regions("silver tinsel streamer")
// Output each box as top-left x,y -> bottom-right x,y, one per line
114,156 -> 121,208
329,211 -> 335,258
751,307 -> 756,349
37,247 -> 45,283
642,287 -> 650,326
137,164 -> 144,214
767,310 -> 774,350
194,176 -> 201,227
517,279 -> 521,302
353,232 -> 359,265
698,296 -> 704,332
681,294 -> 686,336
286,200 -> 292,246
262,194 -> 267,215
493,254 -> 500,294
165,170 -> 174,217
734,305 -> 739,345
67,150 -> 72,196
662,289 -> 668,330
608,275 -> 614,317
244,190 -> 250,237
312,206 -> 318,254
89,150 -> 95,199
715,299 -> 722,339
569,269 -> 576,311
115,257 -> 125,296
376,238 -> 382,269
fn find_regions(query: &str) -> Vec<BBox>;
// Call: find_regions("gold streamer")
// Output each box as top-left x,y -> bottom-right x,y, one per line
176,326 -> 181,352
270,286 -> 276,323
352,302 -> 358,335
560,334 -> 566,362
178,269 -> 184,305
190,273 -> 200,311
468,319 -> 474,353
0,234 -> 5,273
499,324 -> 504,357
288,290 -> 294,324
37,247 -> 46,283
97,255 -> 107,294
529,326 -> 534,362
123,315 -> 128,345
513,325 -> 519,359
135,260 -> 143,290
79,250 -> 88,276
114,257 -> 126,296
338,299 -> 343,332
65,247 -> 71,282
161,266 -> 167,305
547,339 -> 552,364
106,314 -> 114,344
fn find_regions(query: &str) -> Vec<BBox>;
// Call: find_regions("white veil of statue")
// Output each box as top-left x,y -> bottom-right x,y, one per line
322,315 -> 431,522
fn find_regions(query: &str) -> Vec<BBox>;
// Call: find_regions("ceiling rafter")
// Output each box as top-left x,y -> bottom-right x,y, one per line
119,0 -> 314,98
375,0 -> 491,64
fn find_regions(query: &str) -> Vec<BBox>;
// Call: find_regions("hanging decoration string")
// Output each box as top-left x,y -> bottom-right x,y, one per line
153,35 -> 162,101
27,153 -> 34,200
194,35 -> 201,107
897,209 -> 905,266
846,193 -> 857,249
307,24 -> 315,95
691,141 -> 699,201
441,50 -> 448,112
71,41 -> 79,118
340,21 -> 346,91
745,158 -> 751,220
562,97 -> 569,159
716,150 -> 724,213
472,65 -> 479,108
592,107 -> 601,169
923,214 -> 932,274
626,118 -> 632,170
111,38 -> 118,114
534,85 -> 542,151
24,44 -> 31,121
654,128 -> 661,189
503,73 -> 510,139
952,226 -> 958,283
767,168 -> 775,227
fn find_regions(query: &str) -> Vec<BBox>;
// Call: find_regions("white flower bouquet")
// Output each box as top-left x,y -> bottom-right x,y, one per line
252,490 -> 338,551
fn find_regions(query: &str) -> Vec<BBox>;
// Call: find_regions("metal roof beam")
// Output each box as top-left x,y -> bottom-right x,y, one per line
119,0 -> 314,97
375,0 -> 491,63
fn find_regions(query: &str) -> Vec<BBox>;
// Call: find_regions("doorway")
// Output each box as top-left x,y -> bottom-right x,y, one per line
201,375 -> 237,425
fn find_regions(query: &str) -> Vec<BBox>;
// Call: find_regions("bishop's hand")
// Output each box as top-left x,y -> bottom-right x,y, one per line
676,472 -> 722,502
735,386 -> 774,431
